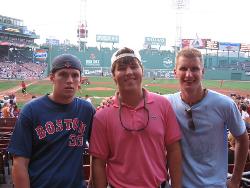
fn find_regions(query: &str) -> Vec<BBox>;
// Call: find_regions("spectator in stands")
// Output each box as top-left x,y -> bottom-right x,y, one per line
241,103 -> 250,129
8,54 -> 95,188
10,103 -> 20,118
85,94 -> 92,104
246,101 -> 250,115
228,132 -> 250,164
1,102 -> 11,118
0,99 -> 4,109
21,80 -> 27,96
89,47 -> 182,188
244,94 -> 250,103
9,93 -> 16,105
166,48 -> 249,187
3,95 -> 10,104
228,132 -> 236,164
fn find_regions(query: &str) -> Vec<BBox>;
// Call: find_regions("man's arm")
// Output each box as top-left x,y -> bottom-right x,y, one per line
228,131 -> 249,187
166,141 -> 182,188
12,156 -> 30,188
91,156 -> 107,188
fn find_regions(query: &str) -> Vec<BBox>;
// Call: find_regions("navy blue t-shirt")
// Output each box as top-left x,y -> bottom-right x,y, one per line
8,95 -> 95,188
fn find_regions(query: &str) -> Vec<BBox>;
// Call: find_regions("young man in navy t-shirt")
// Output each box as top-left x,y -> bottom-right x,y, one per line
8,54 -> 95,188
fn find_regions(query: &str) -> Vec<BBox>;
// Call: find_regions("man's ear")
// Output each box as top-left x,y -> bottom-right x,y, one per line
174,68 -> 178,79
79,77 -> 83,87
112,76 -> 117,85
202,67 -> 205,77
49,73 -> 55,82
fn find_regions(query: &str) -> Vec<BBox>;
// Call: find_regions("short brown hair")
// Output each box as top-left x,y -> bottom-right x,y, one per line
176,48 -> 203,68
111,47 -> 143,75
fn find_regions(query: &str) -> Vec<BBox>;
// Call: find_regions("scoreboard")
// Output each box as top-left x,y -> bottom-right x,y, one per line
205,41 -> 219,50
240,44 -> 250,52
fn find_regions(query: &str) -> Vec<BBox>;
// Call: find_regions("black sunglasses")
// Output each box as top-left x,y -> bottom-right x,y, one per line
185,108 -> 196,131
119,93 -> 149,132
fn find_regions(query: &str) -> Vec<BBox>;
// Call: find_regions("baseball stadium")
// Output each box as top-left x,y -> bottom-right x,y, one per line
1,9 -> 250,188
0,15 -> 249,108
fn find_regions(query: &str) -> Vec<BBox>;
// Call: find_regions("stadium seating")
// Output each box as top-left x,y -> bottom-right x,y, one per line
0,119 -> 92,186
83,147 -> 90,182
0,118 -> 16,185
0,118 -> 16,138
0,152 -> 5,184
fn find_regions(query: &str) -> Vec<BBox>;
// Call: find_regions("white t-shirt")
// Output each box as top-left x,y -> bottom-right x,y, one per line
243,98 -> 250,103
86,98 -> 92,104
242,110 -> 249,120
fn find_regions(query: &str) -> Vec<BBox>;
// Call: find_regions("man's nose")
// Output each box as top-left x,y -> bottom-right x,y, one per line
185,69 -> 193,77
66,75 -> 74,82
125,66 -> 133,74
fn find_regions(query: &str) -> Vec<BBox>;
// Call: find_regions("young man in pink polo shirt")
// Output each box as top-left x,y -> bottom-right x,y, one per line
89,47 -> 182,188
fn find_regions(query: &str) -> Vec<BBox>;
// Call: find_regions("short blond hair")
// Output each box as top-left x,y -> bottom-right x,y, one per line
176,48 -> 204,68
228,133 -> 235,147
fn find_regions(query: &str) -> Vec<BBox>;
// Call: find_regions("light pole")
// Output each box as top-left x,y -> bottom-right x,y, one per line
78,0 -> 88,52
172,0 -> 189,54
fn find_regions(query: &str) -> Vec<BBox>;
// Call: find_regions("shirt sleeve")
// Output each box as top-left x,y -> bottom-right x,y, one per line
8,113 -> 33,158
226,100 -> 246,137
89,112 -> 109,160
85,106 -> 96,143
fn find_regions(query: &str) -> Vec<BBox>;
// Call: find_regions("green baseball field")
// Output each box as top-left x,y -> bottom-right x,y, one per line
0,77 -> 249,108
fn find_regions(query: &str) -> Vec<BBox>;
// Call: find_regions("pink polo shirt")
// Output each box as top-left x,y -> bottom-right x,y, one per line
89,90 -> 181,188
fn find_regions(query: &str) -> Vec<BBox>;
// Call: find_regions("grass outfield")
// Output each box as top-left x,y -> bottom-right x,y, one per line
1,78 -> 250,92
0,80 -> 34,92
0,80 -> 20,92
1,77 -> 250,108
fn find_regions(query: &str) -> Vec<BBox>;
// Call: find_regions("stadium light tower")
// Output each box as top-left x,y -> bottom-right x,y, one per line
172,0 -> 189,52
78,0 -> 88,51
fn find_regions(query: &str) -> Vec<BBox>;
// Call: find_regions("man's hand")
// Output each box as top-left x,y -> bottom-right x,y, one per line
96,96 -> 114,110
87,178 -> 94,188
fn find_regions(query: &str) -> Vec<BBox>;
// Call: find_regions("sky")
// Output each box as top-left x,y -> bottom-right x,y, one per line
1,0 -> 250,50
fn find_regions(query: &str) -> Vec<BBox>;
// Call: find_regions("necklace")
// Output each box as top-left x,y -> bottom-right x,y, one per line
118,90 -> 149,132
181,88 -> 207,106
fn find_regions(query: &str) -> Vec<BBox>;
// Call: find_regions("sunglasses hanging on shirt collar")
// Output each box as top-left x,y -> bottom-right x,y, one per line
118,90 -> 149,132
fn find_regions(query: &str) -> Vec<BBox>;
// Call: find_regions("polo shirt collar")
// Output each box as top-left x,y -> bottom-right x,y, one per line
113,88 -> 154,109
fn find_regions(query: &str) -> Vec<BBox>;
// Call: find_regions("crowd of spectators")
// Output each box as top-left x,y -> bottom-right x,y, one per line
230,93 -> 250,126
228,93 -> 250,166
0,93 -> 20,118
0,60 -> 47,80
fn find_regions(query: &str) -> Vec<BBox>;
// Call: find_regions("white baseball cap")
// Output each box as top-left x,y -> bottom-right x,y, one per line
111,48 -> 141,66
